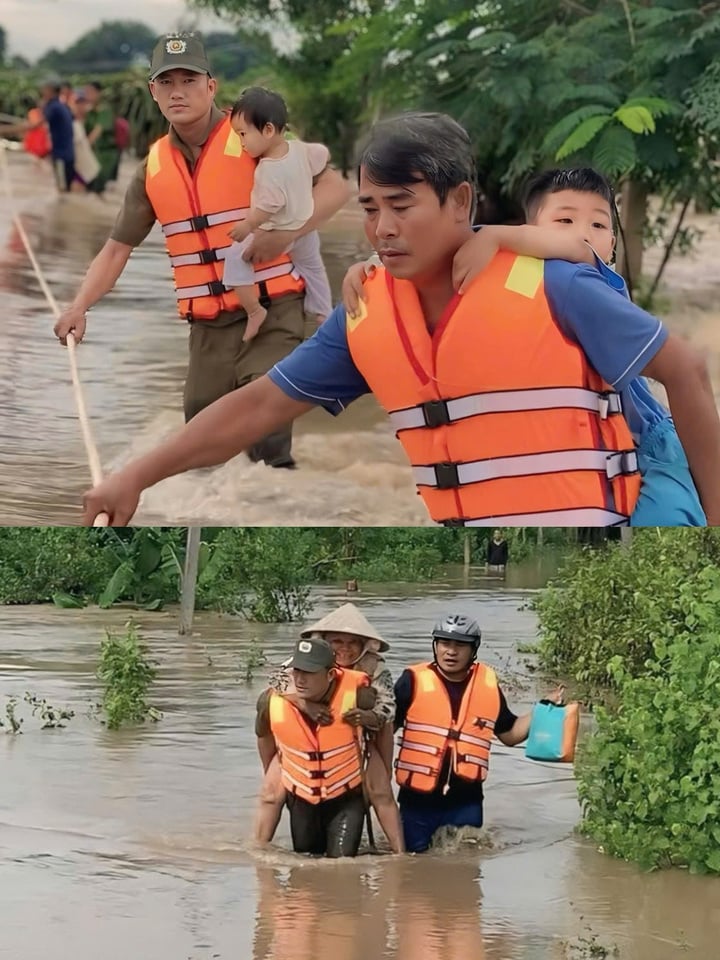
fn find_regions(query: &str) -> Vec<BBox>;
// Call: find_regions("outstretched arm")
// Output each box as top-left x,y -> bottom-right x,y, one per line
82,377 -> 314,525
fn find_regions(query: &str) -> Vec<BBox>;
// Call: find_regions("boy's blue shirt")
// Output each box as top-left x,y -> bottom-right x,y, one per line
589,257 -> 671,442
269,254 -> 670,444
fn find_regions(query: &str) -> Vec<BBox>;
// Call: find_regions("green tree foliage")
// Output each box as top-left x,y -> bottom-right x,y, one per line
576,565 -> 720,873
0,528 -> 115,605
191,0 -> 435,172
535,528 -> 720,695
37,20 -> 158,74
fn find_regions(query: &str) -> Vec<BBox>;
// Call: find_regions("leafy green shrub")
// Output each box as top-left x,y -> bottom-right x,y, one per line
96,528 -> 185,609
534,529 -> 720,694
576,566 -> 720,874
197,528 -> 315,621
0,528 -> 114,605
97,621 -> 161,729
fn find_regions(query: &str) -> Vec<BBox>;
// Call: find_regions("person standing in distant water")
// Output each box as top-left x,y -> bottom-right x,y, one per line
0,81 -> 75,191
486,529 -> 508,573
83,81 -> 120,191
41,81 -> 75,192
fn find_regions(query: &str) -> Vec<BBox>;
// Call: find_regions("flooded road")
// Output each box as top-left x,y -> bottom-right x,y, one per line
1,566 -> 716,959
0,149 -> 423,526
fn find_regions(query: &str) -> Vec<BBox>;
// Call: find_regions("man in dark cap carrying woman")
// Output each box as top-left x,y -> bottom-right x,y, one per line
254,602 -> 404,855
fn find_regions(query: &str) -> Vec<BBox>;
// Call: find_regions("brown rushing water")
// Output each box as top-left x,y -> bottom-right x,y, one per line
0,149 -> 424,526
0,565 -> 717,959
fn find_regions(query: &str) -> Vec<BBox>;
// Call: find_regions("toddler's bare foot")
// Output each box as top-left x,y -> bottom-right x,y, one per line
243,305 -> 267,342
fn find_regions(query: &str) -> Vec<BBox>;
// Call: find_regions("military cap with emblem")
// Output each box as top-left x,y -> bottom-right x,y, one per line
149,33 -> 213,81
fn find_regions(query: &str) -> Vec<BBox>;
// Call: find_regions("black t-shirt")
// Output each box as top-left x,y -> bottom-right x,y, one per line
394,663 -> 517,808
487,538 -> 509,565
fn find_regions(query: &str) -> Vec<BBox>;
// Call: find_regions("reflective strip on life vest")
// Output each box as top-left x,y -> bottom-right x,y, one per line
389,387 -> 624,431
405,720 -> 451,737
413,449 -> 639,489
321,769 -> 362,798
162,207 -> 250,237
396,759 -> 434,776
460,756 -> 489,768
169,246 -> 232,268
400,739 -> 441,755
457,731 -> 493,749
175,263 -> 302,301
444,507 -> 629,527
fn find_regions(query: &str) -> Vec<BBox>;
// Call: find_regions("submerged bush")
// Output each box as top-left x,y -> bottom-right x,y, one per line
97,621 -> 161,729
576,566 -> 720,874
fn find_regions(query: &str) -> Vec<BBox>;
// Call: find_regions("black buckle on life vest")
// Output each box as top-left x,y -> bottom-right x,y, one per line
447,729 -> 461,741
308,769 -> 324,779
207,280 -> 226,297
189,214 -> 210,231
198,248 -> 219,264
434,461 -> 460,489
441,519 -> 466,528
422,399 -> 451,428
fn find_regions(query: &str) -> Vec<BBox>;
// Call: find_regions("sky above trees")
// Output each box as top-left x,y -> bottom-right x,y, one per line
2,0 -> 225,60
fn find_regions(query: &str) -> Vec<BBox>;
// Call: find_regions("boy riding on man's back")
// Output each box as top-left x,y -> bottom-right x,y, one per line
344,164 -> 706,525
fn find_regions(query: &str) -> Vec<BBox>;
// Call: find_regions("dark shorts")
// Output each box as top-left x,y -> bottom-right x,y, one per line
287,788 -> 366,858
400,798 -> 484,853
184,293 -> 304,467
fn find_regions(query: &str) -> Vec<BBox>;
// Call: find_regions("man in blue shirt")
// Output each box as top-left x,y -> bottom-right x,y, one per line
81,113 -> 720,526
41,80 -> 75,192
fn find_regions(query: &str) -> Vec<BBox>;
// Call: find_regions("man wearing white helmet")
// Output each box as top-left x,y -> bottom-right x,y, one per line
394,613 -> 560,853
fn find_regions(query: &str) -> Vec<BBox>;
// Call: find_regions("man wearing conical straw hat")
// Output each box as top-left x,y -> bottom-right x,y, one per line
255,602 -> 404,854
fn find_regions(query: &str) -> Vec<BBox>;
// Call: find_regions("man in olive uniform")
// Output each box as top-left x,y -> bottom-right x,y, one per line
54,33 -> 349,469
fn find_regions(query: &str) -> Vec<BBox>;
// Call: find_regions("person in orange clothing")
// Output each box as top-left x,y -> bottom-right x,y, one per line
394,614 -> 562,853
254,635 -> 369,857
54,32 -> 350,472
80,112 -> 720,527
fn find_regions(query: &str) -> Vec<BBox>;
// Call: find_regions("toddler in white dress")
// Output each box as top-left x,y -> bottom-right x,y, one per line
223,86 -> 333,341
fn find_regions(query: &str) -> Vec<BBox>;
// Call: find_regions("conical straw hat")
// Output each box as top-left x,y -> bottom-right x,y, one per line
301,602 -> 389,652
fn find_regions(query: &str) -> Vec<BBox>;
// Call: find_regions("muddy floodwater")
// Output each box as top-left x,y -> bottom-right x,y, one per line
2,149 -> 720,526
0,150 -> 424,526
1,564 -> 717,959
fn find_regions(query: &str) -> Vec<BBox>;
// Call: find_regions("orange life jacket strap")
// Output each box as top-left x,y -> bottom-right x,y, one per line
162,207 -> 250,237
413,448 -> 639,490
441,507 -> 630,527
175,263 -> 301,302
389,387 -> 624,432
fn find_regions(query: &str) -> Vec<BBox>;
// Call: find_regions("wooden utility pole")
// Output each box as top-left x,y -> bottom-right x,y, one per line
463,532 -> 472,570
178,527 -> 202,635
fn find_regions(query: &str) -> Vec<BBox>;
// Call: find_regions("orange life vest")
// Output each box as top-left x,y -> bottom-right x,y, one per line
346,253 -> 641,526
269,667 -> 367,804
395,662 -> 500,792
145,117 -> 304,321
23,109 -> 50,158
